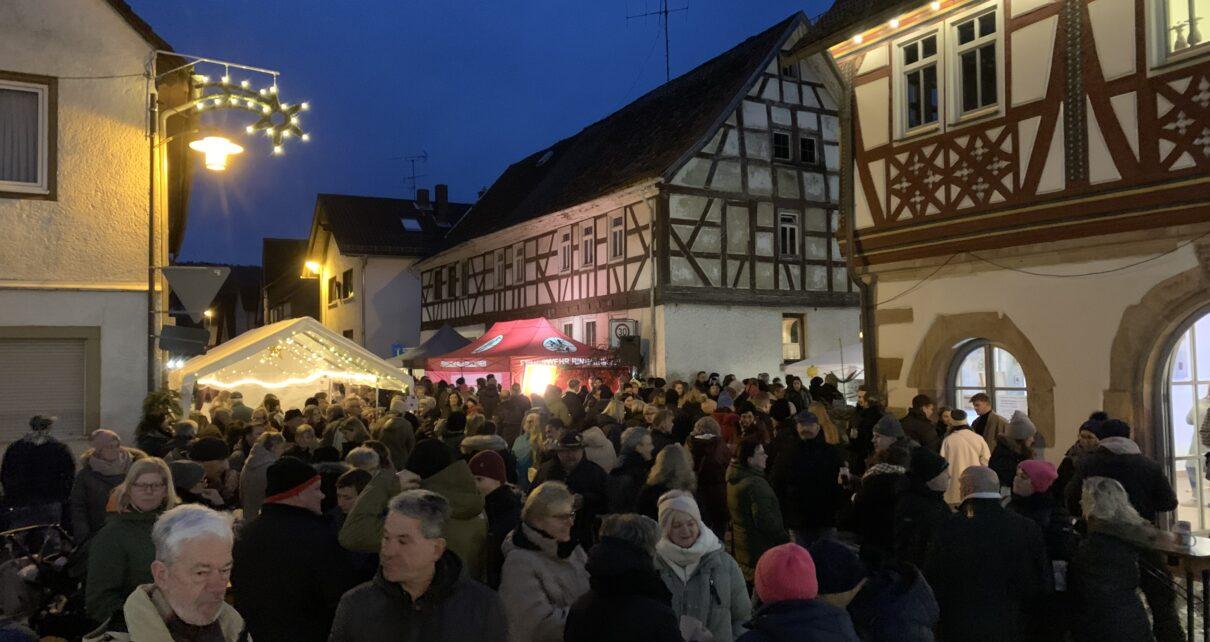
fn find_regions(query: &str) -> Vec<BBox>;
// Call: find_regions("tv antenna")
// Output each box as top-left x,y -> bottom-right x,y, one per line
389,151 -> 428,197
627,0 -> 689,82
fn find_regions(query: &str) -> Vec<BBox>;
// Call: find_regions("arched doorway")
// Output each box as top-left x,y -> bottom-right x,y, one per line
1161,307 -> 1210,530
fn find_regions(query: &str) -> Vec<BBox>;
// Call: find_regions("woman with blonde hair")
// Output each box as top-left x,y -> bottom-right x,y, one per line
499,481 -> 590,642
85,457 -> 178,625
636,443 -> 697,520
1068,476 -> 1160,642
809,401 -> 843,445
511,409 -> 546,491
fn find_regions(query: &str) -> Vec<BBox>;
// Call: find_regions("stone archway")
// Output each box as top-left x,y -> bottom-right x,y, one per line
1104,249 -> 1210,458
904,311 -> 1057,446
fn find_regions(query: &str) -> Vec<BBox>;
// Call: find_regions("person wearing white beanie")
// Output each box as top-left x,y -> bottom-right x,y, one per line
654,491 -> 751,641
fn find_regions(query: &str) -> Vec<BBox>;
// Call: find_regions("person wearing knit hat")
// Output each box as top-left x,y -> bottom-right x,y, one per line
988,411 -> 1039,489
167,460 -> 224,508
407,438 -> 456,480
810,538 -> 940,640
471,450 -> 521,589
872,414 -> 906,452
232,457 -> 359,642
651,491 -> 750,642
894,448 -> 953,569
770,407 -> 847,546
742,543 -> 858,641
533,430 -> 609,550
937,407 -> 991,506
186,437 -> 239,509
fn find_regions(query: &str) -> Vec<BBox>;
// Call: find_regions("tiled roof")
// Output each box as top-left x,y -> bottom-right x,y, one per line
104,0 -> 174,51
796,0 -> 917,53
317,194 -> 471,257
444,12 -> 808,244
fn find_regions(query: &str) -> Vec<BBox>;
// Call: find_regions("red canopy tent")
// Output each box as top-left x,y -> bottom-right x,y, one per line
425,317 -> 625,389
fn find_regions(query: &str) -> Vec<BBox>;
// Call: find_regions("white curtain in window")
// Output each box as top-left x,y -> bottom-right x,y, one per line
0,87 -> 39,184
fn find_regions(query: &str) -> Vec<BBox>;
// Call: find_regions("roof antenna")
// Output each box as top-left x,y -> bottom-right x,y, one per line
389,151 -> 429,197
628,0 -> 689,82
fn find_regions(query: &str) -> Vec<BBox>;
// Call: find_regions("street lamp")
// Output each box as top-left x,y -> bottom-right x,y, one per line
189,136 -> 244,171
304,260 -> 321,275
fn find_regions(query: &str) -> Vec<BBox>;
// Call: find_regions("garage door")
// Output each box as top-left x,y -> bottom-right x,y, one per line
0,339 -> 87,442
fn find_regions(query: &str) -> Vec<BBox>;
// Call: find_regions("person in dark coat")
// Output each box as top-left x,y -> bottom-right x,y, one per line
988,411 -> 1038,489
533,432 -> 609,549
847,446 -> 909,567
469,450 -> 522,590
562,383 -> 586,430
900,395 -> 940,453
923,466 -> 1049,642
1062,419 -> 1182,642
671,399 -> 705,445
769,410 -> 846,545
232,457 -> 359,642
69,430 -> 144,543
740,542 -> 859,642
606,427 -> 654,513
1068,476 -> 1159,642
810,538 -> 939,642
893,448 -> 952,570
329,490 -> 508,642
1008,460 -> 1078,642
564,514 -> 682,642
1053,412 -> 1106,503
135,412 -> 174,459
0,415 -> 75,527
687,417 -> 730,538
848,388 -> 883,476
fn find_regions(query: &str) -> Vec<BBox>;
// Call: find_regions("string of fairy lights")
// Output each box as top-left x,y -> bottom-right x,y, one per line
194,330 -> 408,390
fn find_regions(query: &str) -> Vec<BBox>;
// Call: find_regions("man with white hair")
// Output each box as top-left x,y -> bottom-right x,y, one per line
329,489 -> 507,642
85,504 -> 246,641
923,466 -> 1048,642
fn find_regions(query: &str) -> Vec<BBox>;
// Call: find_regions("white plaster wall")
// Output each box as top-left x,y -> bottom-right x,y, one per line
364,257 -> 421,358
0,288 -> 145,442
0,0 -> 154,285
320,244 -> 364,343
876,246 -> 1201,459
655,303 -> 860,381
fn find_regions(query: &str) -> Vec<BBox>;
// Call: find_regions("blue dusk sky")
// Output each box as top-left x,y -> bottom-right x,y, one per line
130,1 -> 831,265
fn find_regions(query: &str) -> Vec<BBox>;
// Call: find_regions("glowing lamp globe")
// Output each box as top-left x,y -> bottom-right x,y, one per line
189,136 -> 244,171
305,260 -> 321,275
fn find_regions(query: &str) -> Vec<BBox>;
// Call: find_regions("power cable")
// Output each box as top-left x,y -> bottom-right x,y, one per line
967,230 -> 1210,278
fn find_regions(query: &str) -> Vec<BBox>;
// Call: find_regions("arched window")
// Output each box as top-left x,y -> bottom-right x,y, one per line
1165,310 -> 1210,529
950,340 -> 1029,419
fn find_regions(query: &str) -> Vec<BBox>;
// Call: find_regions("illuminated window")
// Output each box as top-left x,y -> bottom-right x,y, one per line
950,341 -> 1028,419
1158,0 -> 1210,61
901,33 -> 940,131
782,315 -> 805,361
341,269 -> 354,299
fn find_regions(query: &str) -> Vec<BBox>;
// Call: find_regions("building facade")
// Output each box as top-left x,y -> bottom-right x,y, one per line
0,0 -> 191,442
415,14 -> 861,381
798,0 -> 1210,523
304,189 -> 468,358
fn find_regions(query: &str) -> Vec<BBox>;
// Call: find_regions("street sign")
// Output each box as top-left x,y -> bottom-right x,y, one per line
162,266 -> 230,323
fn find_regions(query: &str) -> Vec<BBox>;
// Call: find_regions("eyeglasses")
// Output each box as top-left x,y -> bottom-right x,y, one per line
550,511 -> 576,522
131,482 -> 166,492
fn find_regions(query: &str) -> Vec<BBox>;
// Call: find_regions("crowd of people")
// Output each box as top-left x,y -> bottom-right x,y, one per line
0,370 -> 1191,641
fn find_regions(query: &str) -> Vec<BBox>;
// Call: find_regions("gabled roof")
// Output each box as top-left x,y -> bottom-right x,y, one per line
310,194 -> 472,258
444,12 -> 809,245
104,0 -> 174,51
793,0 -> 916,56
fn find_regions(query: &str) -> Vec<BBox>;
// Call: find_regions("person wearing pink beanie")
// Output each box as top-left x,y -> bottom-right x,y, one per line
739,543 -> 858,641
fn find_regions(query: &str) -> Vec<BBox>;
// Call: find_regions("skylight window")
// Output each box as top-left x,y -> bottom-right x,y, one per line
536,149 -> 554,166
401,217 -> 422,232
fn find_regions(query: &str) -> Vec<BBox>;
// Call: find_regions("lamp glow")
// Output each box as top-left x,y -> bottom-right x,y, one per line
522,363 -> 558,396
853,34 -> 864,44
930,1 -> 941,8
189,136 -> 244,171
203,309 -> 214,318
305,260 -> 321,274
889,17 -> 900,27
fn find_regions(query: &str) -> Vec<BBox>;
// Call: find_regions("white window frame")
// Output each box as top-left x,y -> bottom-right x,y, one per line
894,30 -> 943,138
608,214 -> 626,261
583,320 -> 598,347
494,249 -> 506,288
559,228 -> 573,274
513,243 -> 525,283
1147,0 -> 1210,69
798,134 -> 818,165
580,221 -> 595,268
778,210 -> 800,258
563,322 -> 575,339
772,130 -> 793,161
0,79 -> 50,195
947,4 -> 1003,123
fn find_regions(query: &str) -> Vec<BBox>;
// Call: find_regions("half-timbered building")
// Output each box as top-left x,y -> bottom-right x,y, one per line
414,14 -> 861,380
792,0 -> 1210,524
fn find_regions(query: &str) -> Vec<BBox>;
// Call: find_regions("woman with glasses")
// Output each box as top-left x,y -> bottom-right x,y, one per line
499,481 -> 590,642
84,456 -> 178,626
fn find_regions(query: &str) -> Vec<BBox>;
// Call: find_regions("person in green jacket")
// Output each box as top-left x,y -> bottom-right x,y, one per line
339,438 -> 488,582
725,435 -> 788,581
85,456 -> 178,625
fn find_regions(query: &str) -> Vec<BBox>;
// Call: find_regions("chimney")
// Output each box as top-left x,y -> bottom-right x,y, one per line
435,184 -> 449,209
415,188 -> 431,209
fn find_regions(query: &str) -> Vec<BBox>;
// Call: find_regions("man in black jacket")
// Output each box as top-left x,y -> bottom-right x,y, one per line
232,457 -> 358,642
533,432 -> 609,549
329,490 -> 507,642
1063,418 -> 1182,641
0,415 -> 75,528
849,387 -> 884,475
769,410 -> 847,546
924,466 -> 1049,642
900,394 -> 940,452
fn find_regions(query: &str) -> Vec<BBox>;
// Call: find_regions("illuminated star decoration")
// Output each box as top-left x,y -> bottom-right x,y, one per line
190,73 -> 311,156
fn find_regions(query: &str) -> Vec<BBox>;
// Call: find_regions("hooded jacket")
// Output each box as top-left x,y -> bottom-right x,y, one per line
580,427 -> 618,472
461,434 -> 519,484
564,537 -> 683,642
726,462 -> 788,575
83,583 -> 247,642
655,541 -> 751,642
69,447 -> 144,543
846,563 -> 939,642
238,442 -> 280,519
84,509 -> 161,624
499,523 -> 590,642
421,459 -> 489,582
329,551 -> 507,642
737,599 -> 860,642
1064,437 -> 1177,522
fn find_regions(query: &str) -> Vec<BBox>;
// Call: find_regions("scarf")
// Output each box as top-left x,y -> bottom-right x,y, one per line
863,463 -> 906,479
514,521 -> 579,559
655,525 -> 721,583
22,430 -> 52,446
1099,437 -> 1141,455
88,448 -> 133,477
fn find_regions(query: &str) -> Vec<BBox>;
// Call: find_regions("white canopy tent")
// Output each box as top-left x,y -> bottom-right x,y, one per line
171,317 -> 412,411
784,342 -> 864,380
